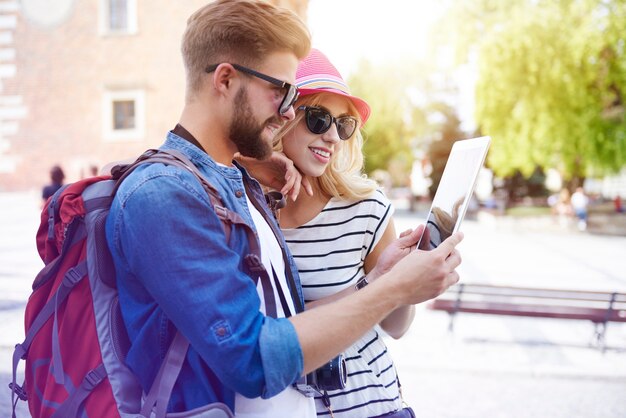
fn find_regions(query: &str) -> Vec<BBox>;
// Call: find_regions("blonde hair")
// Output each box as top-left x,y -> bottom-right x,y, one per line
273,93 -> 378,200
182,0 -> 311,96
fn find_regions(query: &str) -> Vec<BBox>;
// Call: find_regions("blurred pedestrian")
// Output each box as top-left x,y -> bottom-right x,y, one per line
571,187 -> 589,231
615,196 -> 624,214
547,193 -> 558,213
41,165 -> 65,204
552,188 -> 572,228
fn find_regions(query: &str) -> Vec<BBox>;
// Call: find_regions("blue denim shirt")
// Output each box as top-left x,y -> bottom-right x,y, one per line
105,133 -> 305,412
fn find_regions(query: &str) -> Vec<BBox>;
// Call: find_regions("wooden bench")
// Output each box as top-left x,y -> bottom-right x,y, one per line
428,283 -> 626,349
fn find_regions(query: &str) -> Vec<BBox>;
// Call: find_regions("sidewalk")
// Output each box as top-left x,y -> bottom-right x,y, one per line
386,308 -> 626,418
0,191 -> 41,417
391,203 -> 626,417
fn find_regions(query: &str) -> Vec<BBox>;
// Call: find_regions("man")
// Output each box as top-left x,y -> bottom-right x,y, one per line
105,1 -> 463,417
571,187 -> 589,231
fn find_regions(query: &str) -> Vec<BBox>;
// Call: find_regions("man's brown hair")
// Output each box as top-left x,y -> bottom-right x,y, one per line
182,0 -> 311,95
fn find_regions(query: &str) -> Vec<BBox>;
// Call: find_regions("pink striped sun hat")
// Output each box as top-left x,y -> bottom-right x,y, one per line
295,48 -> 371,124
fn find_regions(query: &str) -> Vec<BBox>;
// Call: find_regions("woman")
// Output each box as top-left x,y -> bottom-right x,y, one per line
249,49 -> 416,418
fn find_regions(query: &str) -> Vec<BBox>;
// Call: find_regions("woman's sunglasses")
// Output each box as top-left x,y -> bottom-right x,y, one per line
298,106 -> 358,140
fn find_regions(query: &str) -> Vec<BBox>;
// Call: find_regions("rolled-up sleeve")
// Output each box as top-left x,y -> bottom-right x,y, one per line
259,317 -> 303,398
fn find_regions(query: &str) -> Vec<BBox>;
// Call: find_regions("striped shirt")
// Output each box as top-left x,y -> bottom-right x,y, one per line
282,189 -> 403,417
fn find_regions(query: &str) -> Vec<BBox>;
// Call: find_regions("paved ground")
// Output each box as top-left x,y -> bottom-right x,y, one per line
1,191 -> 625,417
390,204 -> 626,418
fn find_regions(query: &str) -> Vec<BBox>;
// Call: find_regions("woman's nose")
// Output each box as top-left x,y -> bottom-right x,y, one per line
322,122 -> 341,143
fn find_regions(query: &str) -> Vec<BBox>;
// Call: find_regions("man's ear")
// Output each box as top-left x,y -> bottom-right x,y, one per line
212,63 -> 237,95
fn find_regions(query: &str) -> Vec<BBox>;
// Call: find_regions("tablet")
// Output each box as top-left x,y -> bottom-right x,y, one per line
417,136 -> 491,250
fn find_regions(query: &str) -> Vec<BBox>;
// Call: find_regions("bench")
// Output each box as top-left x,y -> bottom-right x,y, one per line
428,283 -> 626,350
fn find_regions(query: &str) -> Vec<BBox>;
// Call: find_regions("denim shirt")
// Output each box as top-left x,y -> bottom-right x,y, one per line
105,133 -> 305,412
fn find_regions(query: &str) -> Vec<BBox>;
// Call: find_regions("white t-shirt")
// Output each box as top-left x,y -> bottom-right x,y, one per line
234,193 -> 315,418
571,191 -> 589,211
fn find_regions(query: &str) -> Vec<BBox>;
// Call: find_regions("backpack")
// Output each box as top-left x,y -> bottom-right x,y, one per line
9,149 -> 284,418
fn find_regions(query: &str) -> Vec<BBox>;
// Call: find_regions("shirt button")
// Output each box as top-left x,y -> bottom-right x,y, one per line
216,327 -> 227,337
235,190 -> 243,198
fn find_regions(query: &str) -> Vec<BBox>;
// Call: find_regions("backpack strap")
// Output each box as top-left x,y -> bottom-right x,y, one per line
139,332 -> 189,418
264,190 -> 286,221
49,363 -> 107,418
11,223 -> 89,416
50,261 -> 89,384
46,184 -> 69,241
33,214 -> 88,291
113,149 -> 234,242
14,225 -> 89,384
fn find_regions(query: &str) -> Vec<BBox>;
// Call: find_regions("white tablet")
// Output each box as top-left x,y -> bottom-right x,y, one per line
417,136 -> 491,250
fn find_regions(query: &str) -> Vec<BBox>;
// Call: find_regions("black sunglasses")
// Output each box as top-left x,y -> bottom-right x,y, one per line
205,63 -> 299,115
298,106 -> 358,140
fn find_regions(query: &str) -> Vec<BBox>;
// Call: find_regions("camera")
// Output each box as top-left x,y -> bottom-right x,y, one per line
294,354 -> 347,397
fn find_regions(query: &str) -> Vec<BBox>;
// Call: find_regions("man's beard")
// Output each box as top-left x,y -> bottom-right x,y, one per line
229,87 -> 278,160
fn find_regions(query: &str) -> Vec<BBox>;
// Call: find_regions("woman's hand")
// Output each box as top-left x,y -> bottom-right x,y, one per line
235,152 -> 313,201
368,225 -> 426,281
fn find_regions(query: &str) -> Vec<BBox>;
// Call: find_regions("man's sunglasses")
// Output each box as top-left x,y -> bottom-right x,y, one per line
205,63 -> 299,115
298,106 -> 358,140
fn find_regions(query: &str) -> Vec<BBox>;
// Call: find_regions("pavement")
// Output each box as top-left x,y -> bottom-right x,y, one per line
1,191 -> 625,417
391,203 -> 626,418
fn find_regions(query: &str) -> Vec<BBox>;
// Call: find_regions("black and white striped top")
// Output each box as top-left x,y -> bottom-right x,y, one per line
282,189 -> 403,417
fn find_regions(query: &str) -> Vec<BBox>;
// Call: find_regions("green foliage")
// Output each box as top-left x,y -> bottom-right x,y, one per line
347,61 -> 416,179
441,0 -> 626,181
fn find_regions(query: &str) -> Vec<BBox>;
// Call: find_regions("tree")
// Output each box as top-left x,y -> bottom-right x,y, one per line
437,0 -> 626,183
347,61 -> 420,183
425,103 -> 469,198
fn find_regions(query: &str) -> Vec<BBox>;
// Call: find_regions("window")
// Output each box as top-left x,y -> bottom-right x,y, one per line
109,0 -> 129,31
103,90 -> 144,141
113,100 -> 135,130
100,0 -> 137,35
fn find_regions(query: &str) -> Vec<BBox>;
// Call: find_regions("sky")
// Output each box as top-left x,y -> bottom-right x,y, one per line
307,0 -> 447,76
306,0 -> 477,130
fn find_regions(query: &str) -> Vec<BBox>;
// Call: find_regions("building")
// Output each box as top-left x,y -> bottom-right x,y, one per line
0,0 -> 307,191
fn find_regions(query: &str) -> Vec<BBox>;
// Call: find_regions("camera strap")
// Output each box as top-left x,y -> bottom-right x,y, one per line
271,264 -> 294,317
321,391 -> 335,418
